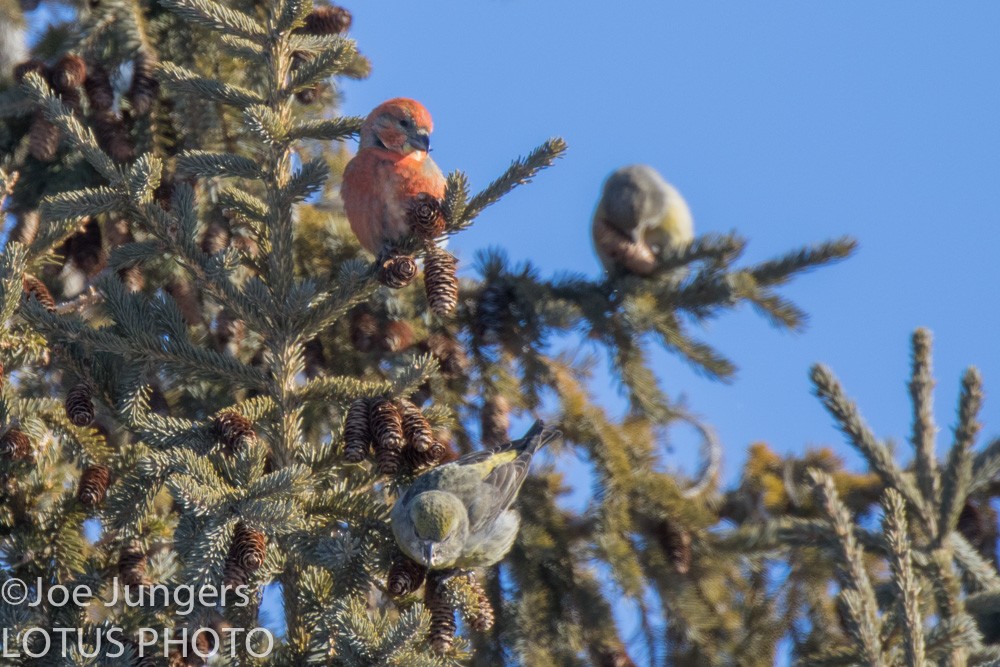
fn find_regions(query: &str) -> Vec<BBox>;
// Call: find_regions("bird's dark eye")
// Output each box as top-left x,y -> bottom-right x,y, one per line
399,118 -> 411,128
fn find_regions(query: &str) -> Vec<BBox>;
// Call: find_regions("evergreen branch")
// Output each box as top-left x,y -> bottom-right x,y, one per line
176,150 -> 263,180
158,0 -> 265,39
158,62 -> 264,107
287,116 -> 363,142
283,157 -> 330,203
883,489 -> 926,667
748,237 -> 856,287
243,104 -> 287,144
22,73 -> 120,184
938,368 -> 980,544
909,328 -> 940,504
809,470 -> 886,665
811,364 -> 929,528
970,436 -> 1000,495
452,138 -> 567,231
0,243 -> 28,325
288,40 -> 358,91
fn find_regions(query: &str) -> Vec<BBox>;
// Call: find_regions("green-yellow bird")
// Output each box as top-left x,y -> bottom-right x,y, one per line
592,164 -> 694,277
390,421 -> 559,570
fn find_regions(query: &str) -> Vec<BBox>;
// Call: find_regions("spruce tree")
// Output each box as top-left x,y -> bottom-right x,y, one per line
6,1 -> 997,666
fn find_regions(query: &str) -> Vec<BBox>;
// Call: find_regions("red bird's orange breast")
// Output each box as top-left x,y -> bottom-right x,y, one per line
342,148 -> 446,254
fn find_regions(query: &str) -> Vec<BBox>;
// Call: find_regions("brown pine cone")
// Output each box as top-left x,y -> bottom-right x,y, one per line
28,115 -> 60,161
295,86 -> 320,105
0,428 -> 31,461
480,395 -> 510,447
227,522 -> 266,572
63,217 -> 106,276
65,382 -> 96,427
656,518 -> 692,574
399,400 -> 433,452
379,255 -> 418,289
57,86 -> 83,115
52,54 -> 87,91
423,246 -> 459,317
300,5 -> 352,34
201,219 -> 231,255
13,60 -> 48,84
407,193 -> 445,239
22,274 -> 56,312
92,110 -> 134,163
349,307 -> 379,352
129,50 -> 159,115
387,555 -> 426,598
342,398 -> 372,463
425,570 -> 456,654
78,464 -> 111,506
84,63 -> 114,111
303,337 -> 326,377
403,438 -> 446,472
118,541 -> 149,587
165,279 -> 204,327
370,398 -> 404,475
213,411 -> 256,455
381,320 -> 414,353
222,560 -> 251,589
467,576 -> 495,632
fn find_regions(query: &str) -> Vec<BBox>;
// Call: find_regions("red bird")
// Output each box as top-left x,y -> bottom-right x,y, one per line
341,98 -> 446,254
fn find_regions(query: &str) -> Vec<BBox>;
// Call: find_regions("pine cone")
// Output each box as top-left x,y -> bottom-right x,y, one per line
464,573 -> 495,632
425,571 -> 456,654
23,274 -> 56,311
57,86 -> 83,115
300,5 -> 352,34
0,428 -> 31,461
118,541 -> 149,586
120,265 -> 144,292
129,50 -> 159,115
481,395 -> 510,446
65,382 -> 96,427
13,59 -> 48,84
400,400 -> 434,452
165,279 -> 204,327
222,560 -> 251,589
403,438 -> 447,472
370,398 -> 404,475
28,115 -> 60,161
200,216 -> 230,255
228,522 -> 266,572
53,54 -> 87,91
213,411 -> 256,455
423,246 -> 459,317
349,307 -> 379,352
379,255 -> 418,289
84,63 -> 114,111
342,398 -> 372,463
387,555 -> 426,597
381,320 -> 414,353
92,110 -> 134,162
656,518 -> 692,574
425,331 -> 468,377
407,193 -> 445,239
78,464 -> 111,506
303,337 -> 326,377
63,217 -> 106,276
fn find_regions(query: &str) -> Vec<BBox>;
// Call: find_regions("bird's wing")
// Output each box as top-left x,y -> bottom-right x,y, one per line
460,421 -> 559,532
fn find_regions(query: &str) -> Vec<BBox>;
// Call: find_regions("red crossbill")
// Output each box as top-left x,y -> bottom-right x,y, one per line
592,164 -> 694,277
341,98 -> 446,254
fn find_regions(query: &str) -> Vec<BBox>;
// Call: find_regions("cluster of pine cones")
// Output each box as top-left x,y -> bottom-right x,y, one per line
342,397 -> 448,475
377,194 -> 459,318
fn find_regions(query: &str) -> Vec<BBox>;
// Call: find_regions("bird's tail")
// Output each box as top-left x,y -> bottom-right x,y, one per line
519,420 -> 561,455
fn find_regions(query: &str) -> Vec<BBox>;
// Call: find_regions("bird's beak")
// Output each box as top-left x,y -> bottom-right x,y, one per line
408,131 -> 430,153
422,541 -> 435,566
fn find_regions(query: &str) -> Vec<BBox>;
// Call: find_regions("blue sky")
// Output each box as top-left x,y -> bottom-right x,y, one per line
342,1 -> 1000,483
